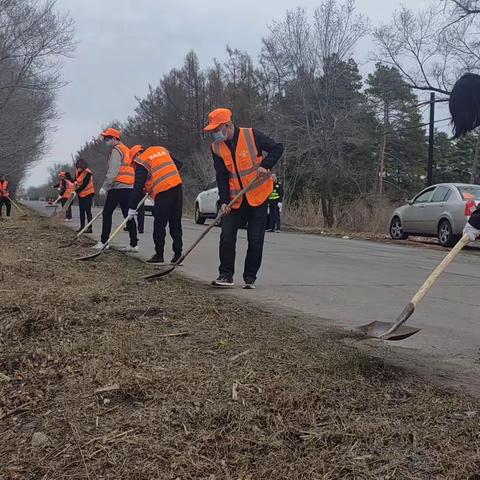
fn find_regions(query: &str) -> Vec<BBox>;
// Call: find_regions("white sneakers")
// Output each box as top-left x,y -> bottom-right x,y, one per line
92,241 -> 109,250
120,245 -> 139,253
63,218 -> 73,222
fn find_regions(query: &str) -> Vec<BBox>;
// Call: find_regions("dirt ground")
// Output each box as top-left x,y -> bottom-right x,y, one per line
2,214 -> 480,479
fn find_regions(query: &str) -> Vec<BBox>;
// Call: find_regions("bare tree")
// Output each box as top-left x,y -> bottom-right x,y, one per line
0,0 -> 75,193
374,1 -> 480,98
261,1 -> 370,226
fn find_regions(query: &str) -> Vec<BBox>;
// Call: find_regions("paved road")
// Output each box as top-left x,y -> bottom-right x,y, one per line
26,201 -> 480,381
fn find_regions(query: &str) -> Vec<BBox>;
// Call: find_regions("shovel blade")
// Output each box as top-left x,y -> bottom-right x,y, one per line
355,321 -> 421,341
143,265 -> 176,280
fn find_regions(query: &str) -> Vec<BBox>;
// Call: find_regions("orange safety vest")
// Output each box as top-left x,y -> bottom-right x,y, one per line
62,179 -> 75,199
75,168 -> 95,198
134,146 -> 182,200
0,180 -> 9,197
212,128 -> 273,209
113,143 -> 135,185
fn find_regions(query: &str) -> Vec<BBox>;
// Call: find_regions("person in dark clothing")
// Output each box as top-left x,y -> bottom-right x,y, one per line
0,175 -> 11,217
267,180 -> 283,232
75,158 -> 95,233
204,108 -> 284,289
128,145 -> 184,264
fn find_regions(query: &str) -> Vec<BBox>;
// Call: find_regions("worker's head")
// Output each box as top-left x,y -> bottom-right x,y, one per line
100,127 -> 121,147
129,145 -> 144,161
204,108 -> 234,142
76,158 -> 88,171
59,171 -> 66,178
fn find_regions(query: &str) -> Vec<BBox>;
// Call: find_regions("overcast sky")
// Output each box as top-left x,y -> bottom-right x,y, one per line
26,0 -> 424,187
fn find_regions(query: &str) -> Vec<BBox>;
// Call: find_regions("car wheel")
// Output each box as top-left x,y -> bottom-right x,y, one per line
390,216 -> 408,240
438,219 -> 457,247
195,203 -> 206,225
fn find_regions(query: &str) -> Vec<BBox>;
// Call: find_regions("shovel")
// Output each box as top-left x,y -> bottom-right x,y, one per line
54,192 -> 76,218
143,177 -> 262,281
9,198 -> 27,216
356,233 -> 470,341
75,194 -> 148,261
59,208 -> 103,248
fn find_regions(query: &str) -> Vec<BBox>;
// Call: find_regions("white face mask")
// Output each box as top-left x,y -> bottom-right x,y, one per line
105,138 -> 114,147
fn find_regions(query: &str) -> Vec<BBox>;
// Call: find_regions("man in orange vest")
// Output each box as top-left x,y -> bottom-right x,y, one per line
54,171 -> 75,221
0,175 -> 11,218
204,108 -> 284,289
94,127 -> 138,252
128,145 -> 183,264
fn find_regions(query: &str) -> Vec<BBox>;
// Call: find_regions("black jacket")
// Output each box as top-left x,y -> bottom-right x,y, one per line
212,127 -> 284,206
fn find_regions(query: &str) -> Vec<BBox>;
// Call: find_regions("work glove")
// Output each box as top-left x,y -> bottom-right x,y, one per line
463,222 -> 480,242
99,187 -> 107,196
127,208 -> 137,221
278,202 -> 282,213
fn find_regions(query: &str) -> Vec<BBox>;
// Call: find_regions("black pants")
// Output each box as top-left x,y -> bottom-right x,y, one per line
60,198 -> 72,219
219,201 -> 267,282
153,185 -> 183,258
268,201 -> 281,231
78,195 -> 93,229
101,189 -> 138,246
137,204 -> 145,233
0,197 -> 11,217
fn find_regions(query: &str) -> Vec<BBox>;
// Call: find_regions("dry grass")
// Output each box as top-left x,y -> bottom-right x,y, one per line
1,214 -> 480,479
284,196 -> 397,234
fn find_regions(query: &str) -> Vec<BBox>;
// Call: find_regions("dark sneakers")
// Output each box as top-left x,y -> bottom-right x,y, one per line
211,275 -> 234,287
243,278 -> 256,290
170,252 -> 183,265
146,254 -> 165,265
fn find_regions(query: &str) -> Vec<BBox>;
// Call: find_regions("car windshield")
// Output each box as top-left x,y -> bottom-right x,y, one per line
458,186 -> 480,201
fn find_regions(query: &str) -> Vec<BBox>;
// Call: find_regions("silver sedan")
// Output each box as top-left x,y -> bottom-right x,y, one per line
389,183 -> 480,247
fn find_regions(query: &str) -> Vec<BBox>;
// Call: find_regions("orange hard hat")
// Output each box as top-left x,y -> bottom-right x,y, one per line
129,144 -> 144,159
100,127 -> 121,140
204,108 -> 232,132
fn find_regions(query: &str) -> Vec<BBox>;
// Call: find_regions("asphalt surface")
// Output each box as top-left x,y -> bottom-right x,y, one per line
26,200 -> 480,383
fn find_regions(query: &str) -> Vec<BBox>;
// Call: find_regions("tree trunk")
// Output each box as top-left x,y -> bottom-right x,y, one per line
377,104 -> 389,195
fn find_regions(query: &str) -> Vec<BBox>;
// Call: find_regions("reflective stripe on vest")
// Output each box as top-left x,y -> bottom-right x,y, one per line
212,128 -> 273,209
62,179 -> 75,199
269,190 -> 280,200
0,180 -> 9,197
75,168 -> 95,198
134,146 -> 182,200
114,143 -> 135,185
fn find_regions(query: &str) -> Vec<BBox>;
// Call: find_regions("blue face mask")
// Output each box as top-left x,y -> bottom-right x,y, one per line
212,129 -> 228,143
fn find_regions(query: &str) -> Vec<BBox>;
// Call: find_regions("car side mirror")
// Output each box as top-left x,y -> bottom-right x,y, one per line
406,199 -> 413,205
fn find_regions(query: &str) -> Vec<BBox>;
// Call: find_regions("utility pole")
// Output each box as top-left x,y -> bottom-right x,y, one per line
426,92 -> 435,186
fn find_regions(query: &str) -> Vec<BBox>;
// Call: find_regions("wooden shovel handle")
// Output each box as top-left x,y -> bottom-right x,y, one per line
381,234 -> 470,338
177,177 -> 260,265
102,193 -> 149,249
75,208 -> 103,238
411,233 -> 470,307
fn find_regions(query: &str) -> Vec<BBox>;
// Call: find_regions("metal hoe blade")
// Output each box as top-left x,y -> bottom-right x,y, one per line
143,265 -> 176,280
